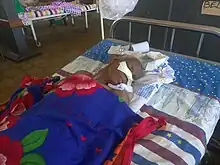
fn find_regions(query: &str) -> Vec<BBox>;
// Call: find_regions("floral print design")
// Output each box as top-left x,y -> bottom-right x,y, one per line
55,74 -> 102,97
0,136 -> 23,165
0,129 -> 48,165
0,115 -> 19,132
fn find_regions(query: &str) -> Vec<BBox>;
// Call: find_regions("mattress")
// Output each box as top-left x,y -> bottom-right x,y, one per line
25,1 -> 97,16
54,39 -> 220,165
18,1 -> 97,25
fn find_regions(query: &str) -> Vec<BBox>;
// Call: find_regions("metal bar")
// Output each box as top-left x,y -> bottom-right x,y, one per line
0,27 -> 5,61
96,0 -> 99,13
148,25 -> 152,43
128,21 -> 132,43
196,33 -> 205,57
110,16 -> 220,38
163,0 -> 174,49
168,0 -> 174,22
163,29 -> 168,49
71,16 -> 75,25
29,13 -> 69,21
0,19 -> 9,22
0,46 -> 5,61
108,38 -> 220,66
170,28 -> 176,51
30,22 -> 37,43
85,11 -> 88,29
100,14 -> 105,39
21,28 -> 25,35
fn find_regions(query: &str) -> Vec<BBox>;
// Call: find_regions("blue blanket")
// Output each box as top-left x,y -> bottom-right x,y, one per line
0,74 -> 141,165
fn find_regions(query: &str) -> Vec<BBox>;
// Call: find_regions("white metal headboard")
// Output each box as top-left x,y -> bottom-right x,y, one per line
109,16 -> 220,58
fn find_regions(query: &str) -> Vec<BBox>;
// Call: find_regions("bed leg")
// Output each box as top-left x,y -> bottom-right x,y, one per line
0,45 -> 5,61
96,7 -> 99,13
71,16 -> 75,25
30,22 -> 41,48
85,11 -> 88,30
22,28 -> 25,35
96,0 -> 99,13
71,14 -> 75,25
100,14 -> 105,40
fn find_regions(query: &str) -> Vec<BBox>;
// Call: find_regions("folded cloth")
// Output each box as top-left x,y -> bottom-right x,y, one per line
133,63 -> 175,89
108,46 -> 169,72
131,41 -> 150,53
108,45 -> 130,55
104,117 -> 166,165
139,51 -> 169,71
133,51 -> 175,88
108,41 -> 150,55
108,47 -> 147,58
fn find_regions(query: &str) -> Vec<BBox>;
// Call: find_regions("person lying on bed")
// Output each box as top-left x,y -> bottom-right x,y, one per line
0,59 -> 165,165
78,57 -> 144,103
98,56 -> 144,83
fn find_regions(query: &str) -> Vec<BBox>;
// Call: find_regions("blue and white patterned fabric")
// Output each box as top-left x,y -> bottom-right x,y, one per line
83,40 -> 114,63
169,55 -> 220,100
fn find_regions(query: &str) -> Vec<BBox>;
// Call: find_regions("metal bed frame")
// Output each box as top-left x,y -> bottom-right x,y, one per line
22,3 -> 98,47
25,13 -> 69,47
109,16 -> 220,62
109,16 -> 220,164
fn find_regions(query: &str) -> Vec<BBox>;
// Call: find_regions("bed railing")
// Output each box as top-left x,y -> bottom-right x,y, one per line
110,16 -> 220,58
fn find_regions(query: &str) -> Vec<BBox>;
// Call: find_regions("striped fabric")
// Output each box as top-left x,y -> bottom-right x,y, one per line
77,4 -> 97,12
70,1 -> 97,12
23,4 -> 96,19
131,105 -> 206,165
25,8 -> 65,18
18,1 -> 97,25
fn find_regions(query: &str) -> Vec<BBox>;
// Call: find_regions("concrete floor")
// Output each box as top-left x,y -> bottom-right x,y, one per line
0,12 -> 108,102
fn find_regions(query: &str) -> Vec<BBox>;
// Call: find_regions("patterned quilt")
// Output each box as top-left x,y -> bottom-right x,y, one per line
18,1 -> 97,25
53,40 -> 220,165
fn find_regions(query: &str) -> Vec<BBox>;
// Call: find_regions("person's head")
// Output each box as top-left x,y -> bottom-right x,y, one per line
110,55 -> 144,80
96,57 -> 143,85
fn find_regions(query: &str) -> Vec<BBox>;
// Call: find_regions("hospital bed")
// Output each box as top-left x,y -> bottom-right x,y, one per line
52,16 -> 220,165
19,1 -> 97,47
